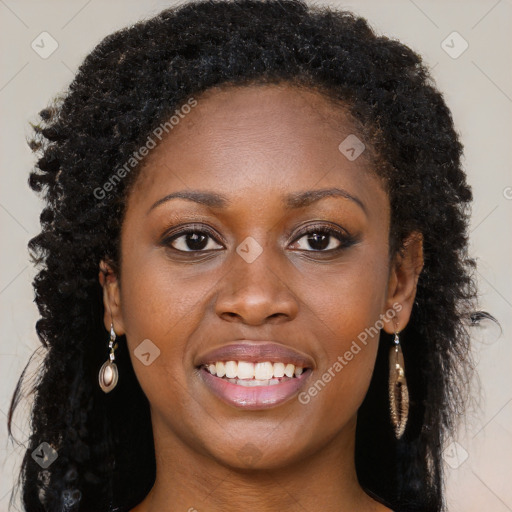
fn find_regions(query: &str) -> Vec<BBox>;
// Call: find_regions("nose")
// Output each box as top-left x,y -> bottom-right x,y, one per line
214,248 -> 299,326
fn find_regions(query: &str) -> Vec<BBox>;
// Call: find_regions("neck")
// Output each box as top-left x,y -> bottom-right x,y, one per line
132,414 -> 390,512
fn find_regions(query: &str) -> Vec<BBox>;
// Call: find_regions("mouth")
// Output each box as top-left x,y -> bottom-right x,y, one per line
196,342 -> 314,410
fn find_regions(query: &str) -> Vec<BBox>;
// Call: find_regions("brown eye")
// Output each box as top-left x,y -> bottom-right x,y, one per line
289,225 -> 356,252
164,229 -> 223,252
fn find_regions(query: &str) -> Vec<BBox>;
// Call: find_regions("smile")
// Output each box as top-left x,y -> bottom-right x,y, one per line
198,360 -> 312,409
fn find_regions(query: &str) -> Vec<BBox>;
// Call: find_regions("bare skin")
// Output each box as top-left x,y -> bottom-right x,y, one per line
99,83 -> 423,512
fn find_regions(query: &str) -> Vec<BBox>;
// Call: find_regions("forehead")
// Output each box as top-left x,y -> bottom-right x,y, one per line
128,83 -> 387,213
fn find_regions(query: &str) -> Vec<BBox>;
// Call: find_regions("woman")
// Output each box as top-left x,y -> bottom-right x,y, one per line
8,0 -> 490,510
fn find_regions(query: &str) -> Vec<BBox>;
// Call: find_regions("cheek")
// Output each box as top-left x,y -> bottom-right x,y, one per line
117,250 -> 217,398
294,247 -> 389,417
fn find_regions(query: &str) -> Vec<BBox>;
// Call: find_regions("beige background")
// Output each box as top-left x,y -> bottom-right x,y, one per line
1,1 -> 511,510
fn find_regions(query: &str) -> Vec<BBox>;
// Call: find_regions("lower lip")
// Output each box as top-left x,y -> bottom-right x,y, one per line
198,367 -> 312,410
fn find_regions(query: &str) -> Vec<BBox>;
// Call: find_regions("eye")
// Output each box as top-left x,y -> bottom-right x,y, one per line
161,223 -> 355,254
163,227 -> 224,252
289,224 -> 355,252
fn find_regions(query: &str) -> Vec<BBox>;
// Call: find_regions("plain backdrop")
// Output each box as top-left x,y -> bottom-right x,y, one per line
1,1 -> 511,510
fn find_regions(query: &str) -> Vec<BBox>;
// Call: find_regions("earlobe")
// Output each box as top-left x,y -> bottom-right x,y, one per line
99,260 -> 125,335
382,232 -> 424,334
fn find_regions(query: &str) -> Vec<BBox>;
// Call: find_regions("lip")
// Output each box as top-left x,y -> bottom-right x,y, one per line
195,341 -> 315,368
198,366 -> 313,410
195,341 -> 315,410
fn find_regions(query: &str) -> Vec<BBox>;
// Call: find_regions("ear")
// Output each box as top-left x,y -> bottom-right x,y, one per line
98,259 -> 125,335
382,231 -> 424,334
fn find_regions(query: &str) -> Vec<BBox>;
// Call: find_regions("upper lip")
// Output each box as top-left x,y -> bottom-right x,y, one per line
196,341 -> 315,369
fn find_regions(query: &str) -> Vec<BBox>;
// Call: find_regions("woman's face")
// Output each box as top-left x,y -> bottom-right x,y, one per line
102,84 -> 420,470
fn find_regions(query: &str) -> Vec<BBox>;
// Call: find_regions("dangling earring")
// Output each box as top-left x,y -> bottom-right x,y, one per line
98,323 -> 119,393
389,330 -> 409,439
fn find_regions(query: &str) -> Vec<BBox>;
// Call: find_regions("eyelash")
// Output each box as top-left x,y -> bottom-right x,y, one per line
161,223 -> 356,254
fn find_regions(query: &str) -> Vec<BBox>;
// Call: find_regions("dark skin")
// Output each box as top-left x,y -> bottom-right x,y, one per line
99,84 -> 423,512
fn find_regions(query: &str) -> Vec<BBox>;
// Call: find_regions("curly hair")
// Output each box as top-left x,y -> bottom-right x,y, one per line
8,0 -> 490,510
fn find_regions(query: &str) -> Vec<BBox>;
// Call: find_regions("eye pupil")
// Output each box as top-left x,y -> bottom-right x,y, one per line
186,233 -> 208,250
308,232 -> 329,251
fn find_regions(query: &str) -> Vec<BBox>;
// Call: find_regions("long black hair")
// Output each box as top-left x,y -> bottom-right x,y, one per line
8,0 -> 489,510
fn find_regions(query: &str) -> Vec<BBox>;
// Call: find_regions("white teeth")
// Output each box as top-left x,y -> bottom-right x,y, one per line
205,361 -> 306,380
237,361 -> 255,379
224,361 -> 237,379
273,362 -> 285,378
284,363 -> 295,378
215,361 -> 226,378
255,362 -> 274,380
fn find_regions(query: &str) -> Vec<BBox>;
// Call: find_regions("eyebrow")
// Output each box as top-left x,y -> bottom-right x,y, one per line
148,187 -> 367,215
